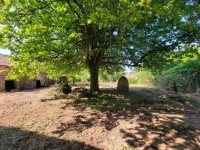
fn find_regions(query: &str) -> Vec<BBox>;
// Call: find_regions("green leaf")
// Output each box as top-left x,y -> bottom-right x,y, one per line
0,0 -> 199,92
87,19 -> 92,24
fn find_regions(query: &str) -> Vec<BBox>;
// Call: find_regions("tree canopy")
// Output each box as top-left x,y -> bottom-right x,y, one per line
0,0 -> 199,92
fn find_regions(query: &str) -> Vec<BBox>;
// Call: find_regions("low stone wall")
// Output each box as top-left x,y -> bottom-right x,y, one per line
16,76 -> 35,90
36,73 -> 49,87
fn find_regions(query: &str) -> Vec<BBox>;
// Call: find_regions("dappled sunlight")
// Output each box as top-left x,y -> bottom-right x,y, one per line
118,110 -> 200,149
69,84 -> 200,149
160,94 -> 167,98
1,85 -> 200,149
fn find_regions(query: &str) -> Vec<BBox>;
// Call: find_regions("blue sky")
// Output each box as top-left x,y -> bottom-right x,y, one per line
0,49 -> 11,55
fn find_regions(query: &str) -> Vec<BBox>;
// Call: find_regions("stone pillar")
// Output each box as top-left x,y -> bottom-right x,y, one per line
117,76 -> 129,93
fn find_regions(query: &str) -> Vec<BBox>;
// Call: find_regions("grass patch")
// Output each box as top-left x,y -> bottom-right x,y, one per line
184,96 -> 200,107
0,131 -> 5,137
175,95 -> 188,103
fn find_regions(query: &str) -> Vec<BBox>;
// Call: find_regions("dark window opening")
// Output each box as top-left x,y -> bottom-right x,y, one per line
5,80 -> 15,91
36,80 -> 41,88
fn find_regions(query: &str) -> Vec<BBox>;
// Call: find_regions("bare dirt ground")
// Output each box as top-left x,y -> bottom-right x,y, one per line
0,83 -> 200,150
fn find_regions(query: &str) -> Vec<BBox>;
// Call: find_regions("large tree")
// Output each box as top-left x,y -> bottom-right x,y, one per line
0,0 -> 199,92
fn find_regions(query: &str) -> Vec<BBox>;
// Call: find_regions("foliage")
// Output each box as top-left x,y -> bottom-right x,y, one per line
156,58 -> 200,93
76,69 -> 90,83
142,46 -> 200,74
127,78 -> 140,84
6,60 -> 46,81
99,71 -> 123,82
67,69 -> 122,83
128,70 -> 155,86
0,0 -> 199,92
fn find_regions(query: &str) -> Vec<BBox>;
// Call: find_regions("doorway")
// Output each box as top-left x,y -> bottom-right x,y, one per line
36,80 -> 41,88
5,80 -> 15,91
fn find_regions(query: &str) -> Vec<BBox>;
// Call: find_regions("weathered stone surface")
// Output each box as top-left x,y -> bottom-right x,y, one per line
62,85 -> 71,94
0,66 -> 11,91
17,76 -> 35,90
72,87 -> 87,98
36,72 -> 49,87
117,76 -> 129,93
59,76 -> 68,85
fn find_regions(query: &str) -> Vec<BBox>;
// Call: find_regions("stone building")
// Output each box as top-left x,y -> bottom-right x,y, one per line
0,54 -> 49,91
0,54 -> 12,91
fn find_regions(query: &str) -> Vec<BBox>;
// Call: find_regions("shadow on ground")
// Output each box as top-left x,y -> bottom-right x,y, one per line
71,87 -> 199,112
41,86 -> 200,149
119,109 -> 200,149
59,87 -> 200,149
0,126 -> 100,150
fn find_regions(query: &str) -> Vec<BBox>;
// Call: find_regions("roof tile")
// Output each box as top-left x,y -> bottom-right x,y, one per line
0,54 -> 12,66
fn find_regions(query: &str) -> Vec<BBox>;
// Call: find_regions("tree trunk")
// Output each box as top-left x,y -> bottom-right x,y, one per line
89,65 -> 100,93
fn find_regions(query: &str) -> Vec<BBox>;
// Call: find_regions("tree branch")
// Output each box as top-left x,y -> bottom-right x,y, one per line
102,61 -> 138,67
137,32 -> 197,63
65,0 -> 81,19
72,0 -> 87,16
18,1 -> 55,18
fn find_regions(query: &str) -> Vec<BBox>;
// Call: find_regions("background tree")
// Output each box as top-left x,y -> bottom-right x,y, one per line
0,0 -> 199,92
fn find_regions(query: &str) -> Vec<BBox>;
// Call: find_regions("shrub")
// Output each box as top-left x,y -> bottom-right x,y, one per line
128,70 -> 155,86
156,58 -> 200,93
